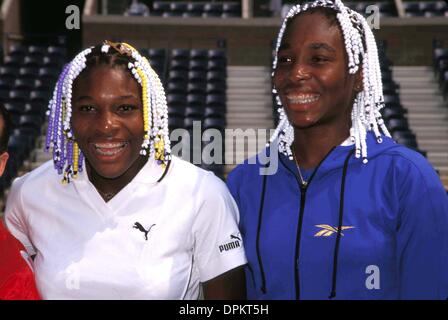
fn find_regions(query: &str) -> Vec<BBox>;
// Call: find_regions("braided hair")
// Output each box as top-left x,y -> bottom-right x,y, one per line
270,0 -> 390,163
45,41 -> 171,183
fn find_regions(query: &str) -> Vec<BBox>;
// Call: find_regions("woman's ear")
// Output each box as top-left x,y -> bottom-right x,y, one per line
354,69 -> 363,93
0,151 -> 9,177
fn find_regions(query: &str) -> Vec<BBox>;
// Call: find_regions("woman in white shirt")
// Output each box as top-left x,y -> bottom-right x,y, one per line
4,41 -> 247,299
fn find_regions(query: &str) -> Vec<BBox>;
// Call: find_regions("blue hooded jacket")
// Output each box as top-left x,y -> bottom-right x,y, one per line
227,133 -> 448,299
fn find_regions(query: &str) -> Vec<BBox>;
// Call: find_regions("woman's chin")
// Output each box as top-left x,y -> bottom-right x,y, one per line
289,116 -> 320,129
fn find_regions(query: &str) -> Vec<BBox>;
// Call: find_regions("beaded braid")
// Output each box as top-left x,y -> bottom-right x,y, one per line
45,41 -> 171,183
270,0 -> 391,164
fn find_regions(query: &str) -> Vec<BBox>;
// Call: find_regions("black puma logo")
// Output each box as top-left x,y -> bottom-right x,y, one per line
133,222 -> 156,241
230,234 -> 241,241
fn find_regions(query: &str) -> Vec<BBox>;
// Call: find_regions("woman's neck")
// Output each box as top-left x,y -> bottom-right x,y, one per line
86,156 -> 148,202
293,122 -> 350,170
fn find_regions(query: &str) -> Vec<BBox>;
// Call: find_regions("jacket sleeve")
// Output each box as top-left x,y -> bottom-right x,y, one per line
395,157 -> 448,299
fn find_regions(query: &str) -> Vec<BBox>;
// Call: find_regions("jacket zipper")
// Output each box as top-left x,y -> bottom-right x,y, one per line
294,183 -> 307,300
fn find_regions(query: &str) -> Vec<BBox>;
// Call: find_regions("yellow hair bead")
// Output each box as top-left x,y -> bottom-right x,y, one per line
73,142 -> 79,178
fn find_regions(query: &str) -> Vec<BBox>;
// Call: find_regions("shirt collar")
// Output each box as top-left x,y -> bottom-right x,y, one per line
73,156 -> 168,186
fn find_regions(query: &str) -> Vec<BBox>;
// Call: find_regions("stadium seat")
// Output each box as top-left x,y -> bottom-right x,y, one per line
170,2 -> 188,15
170,59 -> 190,72
206,83 -> 226,95
206,94 -> 226,109
203,117 -> 225,130
14,78 -> 35,90
380,107 -> 406,121
9,44 -> 27,57
187,93 -> 206,108
12,127 -> 36,146
19,114 -> 42,135
42,55 -> 65,68
187,2 -> 206,15
383,94 -> 402,108
168,116 -> 186,130
9,90 -> 30,104
0,89 -> 10,102
208,50 -> 227,63
168,70 -> 189,84
24,103 -> 46,119
19,67 -> 39,79
188,82 -> 207,95
207,60 -> 227,73
167,93 -> 187,108
47,46 -> 67,58
153,1 -> 171,13
24,55 -> 43,67
204,106 -> 225,118
190,49 -> 208,61
7,135 -> 28,165
34,79 -> 52,91
0,66 -> 19,80
148,48 -> 166,59
189,60 -> 208,72
171,49 -> 190,61
28,46 -> 48,58
30,90 -> 50,104
223,2 -> 241,16
168,105 -> 185,118
0,79 -> 13,90
207,71 -> 226,86
189,71 -> 207,84
167,82 -> 188,95
4,102 -> 25,116
185,105 -> 205,118
4,55 -> 23,67
38,67 -> 59,82
184,116 -> 202,129
203,3 -> 223,17
387,118 -> 409,133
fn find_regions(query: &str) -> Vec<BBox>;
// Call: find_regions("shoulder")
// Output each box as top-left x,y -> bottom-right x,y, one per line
368,139 -> 446,209
8,161 -> 57,199
376,140 -> 441,189
168,156 -> 230,199
227,149 -> 267,185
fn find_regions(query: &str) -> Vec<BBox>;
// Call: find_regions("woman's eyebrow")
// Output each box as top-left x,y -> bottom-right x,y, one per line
74,95 -> 93,102
309,42 -> 336,53
116,94 -> 139,100
278,43 -> 290,51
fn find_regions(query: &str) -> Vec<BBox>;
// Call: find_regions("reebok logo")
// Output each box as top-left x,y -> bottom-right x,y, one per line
314,224 -> 354,237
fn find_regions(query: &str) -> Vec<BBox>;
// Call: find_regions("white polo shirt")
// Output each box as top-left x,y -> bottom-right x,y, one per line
4,156 -> 247,299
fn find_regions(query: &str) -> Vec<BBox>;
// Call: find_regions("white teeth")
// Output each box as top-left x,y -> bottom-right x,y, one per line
94,142 -> 126,148
287,94 -> 320,104
93,142 -> 127,156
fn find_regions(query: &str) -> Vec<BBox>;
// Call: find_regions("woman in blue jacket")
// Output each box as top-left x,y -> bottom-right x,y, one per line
227,0 -> 448,299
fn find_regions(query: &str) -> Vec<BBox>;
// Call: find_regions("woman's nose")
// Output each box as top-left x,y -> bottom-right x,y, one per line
97,112 -> 118,135
290,62 -> 311,82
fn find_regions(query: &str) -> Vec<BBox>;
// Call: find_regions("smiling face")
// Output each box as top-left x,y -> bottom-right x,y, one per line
71,65 -> 146,180
274,11 -> 361,130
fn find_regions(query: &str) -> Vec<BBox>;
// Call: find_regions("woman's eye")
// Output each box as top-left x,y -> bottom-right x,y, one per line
118,104 -> 137,112
311,56 -> 329,64
278,55 -> 292,64
78,105 -> 96,112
